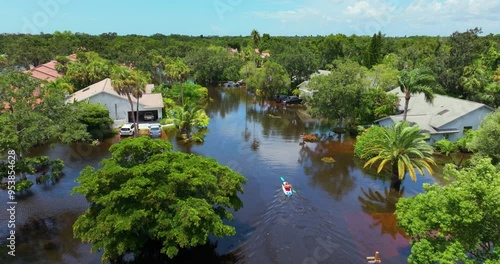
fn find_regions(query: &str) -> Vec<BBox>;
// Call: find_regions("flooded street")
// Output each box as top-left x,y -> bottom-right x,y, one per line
1,87 -> 438,263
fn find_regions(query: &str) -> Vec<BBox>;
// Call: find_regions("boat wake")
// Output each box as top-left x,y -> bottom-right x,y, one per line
234,189 -> 358,264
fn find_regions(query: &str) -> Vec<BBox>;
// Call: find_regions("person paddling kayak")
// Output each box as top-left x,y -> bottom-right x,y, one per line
283,181 -> 293,192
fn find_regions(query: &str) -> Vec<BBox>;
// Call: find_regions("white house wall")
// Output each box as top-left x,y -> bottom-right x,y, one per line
87,93 -> 163,122
438,106 -> 493,142
88,93 -> 131,121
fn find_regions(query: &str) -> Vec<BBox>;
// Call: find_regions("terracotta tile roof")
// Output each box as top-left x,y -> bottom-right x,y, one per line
25,60 -> 62,81
24,54 -> 77,82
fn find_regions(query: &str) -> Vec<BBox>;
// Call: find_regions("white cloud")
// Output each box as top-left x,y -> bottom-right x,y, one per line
249,0 -> 500,36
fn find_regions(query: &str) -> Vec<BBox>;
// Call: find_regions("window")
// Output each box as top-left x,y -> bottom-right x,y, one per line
463,126 -> 472,133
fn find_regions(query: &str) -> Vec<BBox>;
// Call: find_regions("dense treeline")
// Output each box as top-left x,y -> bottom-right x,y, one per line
1,29 -> 499,106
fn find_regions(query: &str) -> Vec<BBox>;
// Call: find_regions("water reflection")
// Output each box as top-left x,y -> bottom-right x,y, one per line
0,212 -> 101,264
298,138 -> 357,200
0,86 -> 439,264
358,187 -> 407,239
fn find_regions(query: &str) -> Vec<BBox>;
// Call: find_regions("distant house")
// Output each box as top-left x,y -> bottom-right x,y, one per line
66,78 -> 164,128
375,88 -> 495,144
25,60 -> 62,82
24,54 -> 76,82
297,70 -> 331,97
254,48 -> 271,58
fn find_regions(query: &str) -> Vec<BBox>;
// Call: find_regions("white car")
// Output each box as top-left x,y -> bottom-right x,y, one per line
144,112 -> 155,121
120,123 -> 136,136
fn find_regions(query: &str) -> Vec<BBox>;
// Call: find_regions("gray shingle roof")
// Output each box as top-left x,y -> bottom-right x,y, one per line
379,88 -> 494,133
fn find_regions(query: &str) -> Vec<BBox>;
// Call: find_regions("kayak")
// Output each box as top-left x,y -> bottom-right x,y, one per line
282,182 -> 293,196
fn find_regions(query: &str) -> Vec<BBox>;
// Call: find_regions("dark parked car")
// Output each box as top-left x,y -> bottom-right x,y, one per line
223,81 -> 240,88
275,94 -> 288,103
282,96 -> 303,105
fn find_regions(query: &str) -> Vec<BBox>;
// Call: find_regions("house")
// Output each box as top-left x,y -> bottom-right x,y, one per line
375,88 -> 495,144
66,78 -> 164,128
25,60 -> 62,82
297,70 -> 331,97
254,48 -> 271,58
24,54 -> 76,82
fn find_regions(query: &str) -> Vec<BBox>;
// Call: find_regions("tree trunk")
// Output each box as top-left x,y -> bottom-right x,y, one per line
135,96 -> 140,137
402,89 -> 411,121
390,162 -> 402,192
19,152 -> 27,181
126,93 -> 137,134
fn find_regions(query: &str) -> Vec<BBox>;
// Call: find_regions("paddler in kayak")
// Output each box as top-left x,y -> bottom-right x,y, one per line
283,181 -> 293,192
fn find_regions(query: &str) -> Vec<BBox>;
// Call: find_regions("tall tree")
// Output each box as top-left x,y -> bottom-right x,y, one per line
111,66 -> 147,136
361,121 -> 436,191
396,158 -> 500,263
72,137 -> 246,262
164,58 -> 190,105
365,31 -> 383,68
433,28 -> 486,97
398,68 -> 437,121
309,60 -> 367,127
245,60 -> 290,99
251,29 -> 261,49
272,44 -> 319,87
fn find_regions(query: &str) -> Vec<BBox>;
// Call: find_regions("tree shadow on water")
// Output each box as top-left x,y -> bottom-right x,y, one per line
358,187 -> 408,239
298,140 -> 357,200
117,239 -> 240,264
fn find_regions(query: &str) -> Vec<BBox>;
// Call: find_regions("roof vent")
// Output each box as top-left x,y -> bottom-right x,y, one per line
437,109 -> 449,115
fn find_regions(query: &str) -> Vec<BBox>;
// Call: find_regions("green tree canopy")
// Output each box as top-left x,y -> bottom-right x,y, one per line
245,60 -> 290,98
272,44 -> 319,87
469,109 -> 500,164
64,51 -> 115,90
74,102 -> 115,140
309,60 -> 367,127
360,121 -> 436,191
396,158 -> 500,263
0,71 -> 90,187
72,137 -> 246,262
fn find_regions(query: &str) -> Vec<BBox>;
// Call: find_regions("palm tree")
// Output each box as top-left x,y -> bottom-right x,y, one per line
251,29 -> 261,49
164,59 -> 190,105
45,78 -> 74,94
111,66 -> 147,136
131,70 -> 149,135
173,103 -> 209,140
398,68 -> 437,121
362,121 -> 436,191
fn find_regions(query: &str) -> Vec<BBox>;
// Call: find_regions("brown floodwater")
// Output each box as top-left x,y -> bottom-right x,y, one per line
0,87 -> 440,263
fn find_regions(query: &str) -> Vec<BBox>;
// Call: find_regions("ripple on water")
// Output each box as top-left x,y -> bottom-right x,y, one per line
235,189 -> 362,264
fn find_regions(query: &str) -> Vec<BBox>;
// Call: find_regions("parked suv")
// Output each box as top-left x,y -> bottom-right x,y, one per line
144,112 -> 155,121
149,124 -> 162,137
120,123 -> 136,136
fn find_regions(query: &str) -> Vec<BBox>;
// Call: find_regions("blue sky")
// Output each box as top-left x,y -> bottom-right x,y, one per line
1,0 -> 499,36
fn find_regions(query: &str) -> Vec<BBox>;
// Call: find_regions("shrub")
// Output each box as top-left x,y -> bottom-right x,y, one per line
354,125 -> 386,159
434,139 -> 457,156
